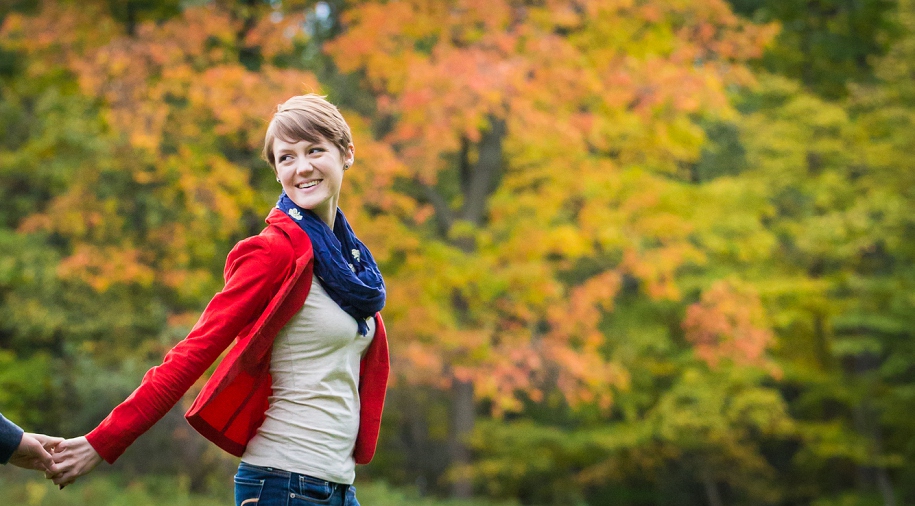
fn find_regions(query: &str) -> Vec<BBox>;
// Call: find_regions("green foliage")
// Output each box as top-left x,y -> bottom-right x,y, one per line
728,0 -> 900,98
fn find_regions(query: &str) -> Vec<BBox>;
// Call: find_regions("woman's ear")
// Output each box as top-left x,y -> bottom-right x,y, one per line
345,143 -> 355,169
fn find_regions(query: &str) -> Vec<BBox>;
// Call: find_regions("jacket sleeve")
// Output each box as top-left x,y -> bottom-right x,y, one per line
85,234 -> 293,463
0,413 -> 24,464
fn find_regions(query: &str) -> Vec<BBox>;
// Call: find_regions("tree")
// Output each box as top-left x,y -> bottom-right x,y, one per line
325,0 -> 775,496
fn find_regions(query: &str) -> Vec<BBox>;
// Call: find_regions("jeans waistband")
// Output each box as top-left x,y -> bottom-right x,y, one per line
238,461 -> 351,490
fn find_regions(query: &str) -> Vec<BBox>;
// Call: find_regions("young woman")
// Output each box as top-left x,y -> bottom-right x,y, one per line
49,94 -> 389,506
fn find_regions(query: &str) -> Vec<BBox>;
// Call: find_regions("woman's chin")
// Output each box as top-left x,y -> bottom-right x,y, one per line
287,190 -> 321,210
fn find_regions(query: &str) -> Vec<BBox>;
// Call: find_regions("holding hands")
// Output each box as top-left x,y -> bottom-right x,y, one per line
46,436 -> 103,488
8,432 -> 104,489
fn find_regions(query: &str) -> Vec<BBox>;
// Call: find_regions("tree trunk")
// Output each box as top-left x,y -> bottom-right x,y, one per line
459,117 -> 505,226
449,378 -> 475,498
812,314 -> 832,370
851,352 -> 897,506
447,115 -> 505,498
876,467 -> 897,506
701,467 -> 724,506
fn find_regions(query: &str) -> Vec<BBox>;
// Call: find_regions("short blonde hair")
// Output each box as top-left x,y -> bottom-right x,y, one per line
262,94 -> 353,172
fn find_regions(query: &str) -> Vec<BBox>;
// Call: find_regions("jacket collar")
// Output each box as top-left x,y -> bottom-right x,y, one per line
266,207 -> 313,258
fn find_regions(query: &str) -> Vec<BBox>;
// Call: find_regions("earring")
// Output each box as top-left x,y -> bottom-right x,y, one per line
276,178 -> 280,183
343,163 -> 351,171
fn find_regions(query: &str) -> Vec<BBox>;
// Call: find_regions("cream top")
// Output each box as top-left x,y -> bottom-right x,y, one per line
241,274 -> 375,484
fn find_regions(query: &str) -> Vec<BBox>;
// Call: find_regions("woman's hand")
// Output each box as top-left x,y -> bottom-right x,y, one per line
47,436 -> 103,488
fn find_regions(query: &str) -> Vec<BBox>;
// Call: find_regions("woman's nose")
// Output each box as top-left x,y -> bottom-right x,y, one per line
295,159 -> 314,174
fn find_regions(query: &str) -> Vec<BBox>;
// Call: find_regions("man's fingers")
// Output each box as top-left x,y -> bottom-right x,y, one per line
33,444 -> 55,469
41,438 -> 64,451
30,433 -> 64,447
25,433 -> 65,461
20,436 -> 55,470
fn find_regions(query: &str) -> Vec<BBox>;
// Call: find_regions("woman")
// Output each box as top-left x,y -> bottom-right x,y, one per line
50,94 -> 389,506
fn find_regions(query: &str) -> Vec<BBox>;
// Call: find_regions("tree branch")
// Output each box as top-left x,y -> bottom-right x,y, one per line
460,116 -> 506,227
415,178 -> 454,238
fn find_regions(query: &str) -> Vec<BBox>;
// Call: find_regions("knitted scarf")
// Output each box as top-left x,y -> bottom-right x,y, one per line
276,192 -> 385,335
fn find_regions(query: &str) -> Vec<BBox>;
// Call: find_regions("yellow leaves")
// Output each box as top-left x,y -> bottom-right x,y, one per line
188,65 -> 320,148
18,185 -> 123,242
154,147 -> 255,247
7,0 -> 265,302
622,244 -> 702,300
6,2 -> 320,156
0,1 -> 119,61
244,11 -> 308,59
57,244 -> 155,292
331,1 -> 427,91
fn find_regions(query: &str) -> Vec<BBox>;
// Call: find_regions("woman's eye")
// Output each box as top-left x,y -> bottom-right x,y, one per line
309,147 -> 324,155
278,154 -> 292,163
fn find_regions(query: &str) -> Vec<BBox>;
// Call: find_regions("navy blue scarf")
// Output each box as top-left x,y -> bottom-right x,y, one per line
276,192 -> 385,335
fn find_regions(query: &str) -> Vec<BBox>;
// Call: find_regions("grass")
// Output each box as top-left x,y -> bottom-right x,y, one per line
0,467 -> 518,506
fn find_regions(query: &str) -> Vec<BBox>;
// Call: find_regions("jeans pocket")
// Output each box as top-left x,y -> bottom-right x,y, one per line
293,475 -> 334,504
346,485 -> 360,506
235,476 -> 266,506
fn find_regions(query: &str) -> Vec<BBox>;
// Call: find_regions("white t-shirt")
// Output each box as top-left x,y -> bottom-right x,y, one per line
241,274 -> 375,484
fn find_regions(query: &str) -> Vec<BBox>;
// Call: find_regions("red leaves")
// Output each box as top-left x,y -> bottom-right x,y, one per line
683,280 -> 778,374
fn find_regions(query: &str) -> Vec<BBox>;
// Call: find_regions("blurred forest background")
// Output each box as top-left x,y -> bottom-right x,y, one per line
0,0 -> 913,505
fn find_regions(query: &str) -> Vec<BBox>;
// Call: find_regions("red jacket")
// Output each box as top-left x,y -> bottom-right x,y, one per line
85,209 -> 390,465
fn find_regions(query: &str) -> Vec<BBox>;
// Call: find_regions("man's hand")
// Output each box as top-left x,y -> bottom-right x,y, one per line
8,433 -> 63,472
47,436 -> 103,488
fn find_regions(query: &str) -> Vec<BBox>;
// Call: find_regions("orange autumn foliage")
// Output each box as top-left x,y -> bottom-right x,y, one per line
683,280 -> 779,375
1,1 -> 318,297
327,0 -> 777,411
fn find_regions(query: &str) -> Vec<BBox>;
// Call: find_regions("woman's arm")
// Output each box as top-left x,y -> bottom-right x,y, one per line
50,234 -> 293,482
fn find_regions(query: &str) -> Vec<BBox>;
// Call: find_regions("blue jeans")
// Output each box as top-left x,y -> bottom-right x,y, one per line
234,462 -> 360,506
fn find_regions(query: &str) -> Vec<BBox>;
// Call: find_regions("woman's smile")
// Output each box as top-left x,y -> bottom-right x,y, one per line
295,179 -> 321,190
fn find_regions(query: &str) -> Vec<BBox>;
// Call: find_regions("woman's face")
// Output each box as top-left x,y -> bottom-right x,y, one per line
274,136 -> 354,227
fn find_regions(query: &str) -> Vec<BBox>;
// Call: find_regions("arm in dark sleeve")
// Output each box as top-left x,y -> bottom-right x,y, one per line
0,413 -> 24,464
84,234 -> 294,463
